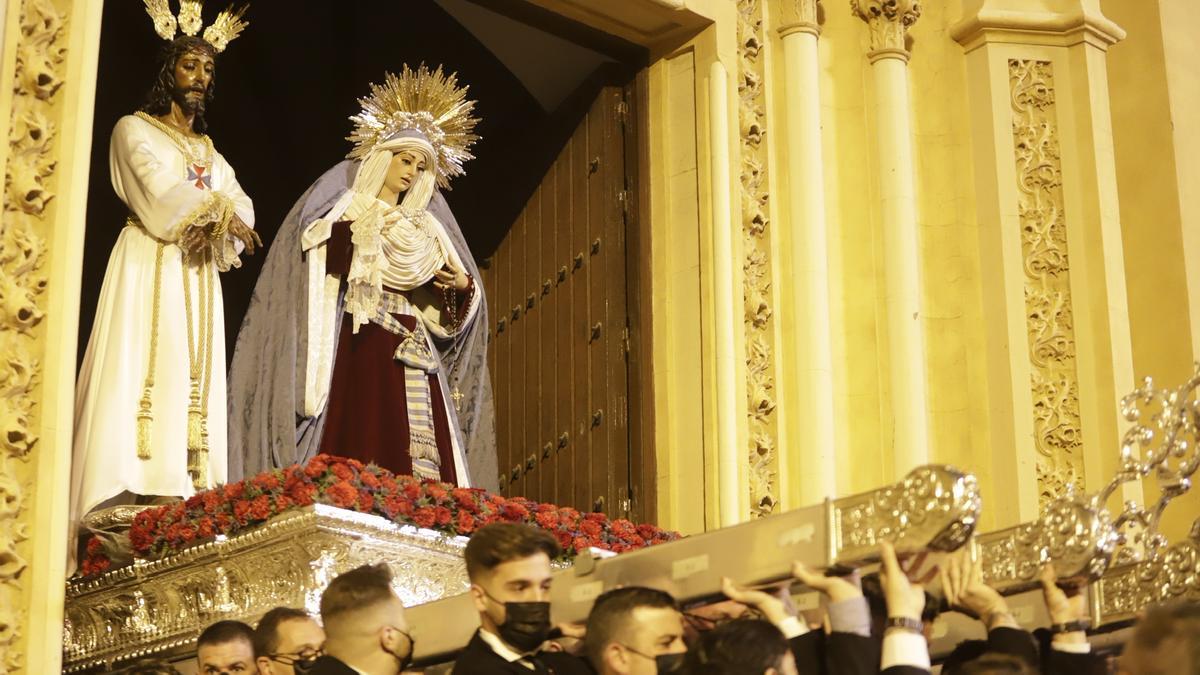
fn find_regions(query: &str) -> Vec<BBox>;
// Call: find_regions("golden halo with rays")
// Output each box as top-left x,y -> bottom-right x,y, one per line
347,64 -> 481,190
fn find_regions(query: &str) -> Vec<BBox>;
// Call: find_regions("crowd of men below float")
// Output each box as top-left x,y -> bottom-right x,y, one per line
103,523 -> 1196,675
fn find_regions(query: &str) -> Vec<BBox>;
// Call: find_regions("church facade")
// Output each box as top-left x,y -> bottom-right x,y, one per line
1,0 -> 1197,670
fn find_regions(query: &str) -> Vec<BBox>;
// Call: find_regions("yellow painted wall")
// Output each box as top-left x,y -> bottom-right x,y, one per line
1104,0 -> 1200,544
907,0 -> 994,529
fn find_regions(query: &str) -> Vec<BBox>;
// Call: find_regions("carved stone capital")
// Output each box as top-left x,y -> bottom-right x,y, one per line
777,0 -> 820,37
850,0 -> 921,61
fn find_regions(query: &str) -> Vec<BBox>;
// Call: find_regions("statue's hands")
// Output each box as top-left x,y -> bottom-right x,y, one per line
434,265 -> 470,292
179,224 -> 210,261
228,215 -> 262,256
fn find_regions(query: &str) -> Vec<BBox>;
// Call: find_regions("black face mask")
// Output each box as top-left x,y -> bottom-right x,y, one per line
654,652 -> 686,673
292,657 -> 318,674
484,590 -> 553,652
384,625 -> 416,672
621,643 -> 686,674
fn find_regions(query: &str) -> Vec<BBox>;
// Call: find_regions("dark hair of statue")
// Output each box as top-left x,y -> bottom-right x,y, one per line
682,618 -> 790,675
196,619 -> 254,651
252,606 -> 312,658
319,563 -> 396,625
140,36 -> 216,133
583,586 -> 679,667
463,523 -> 560,582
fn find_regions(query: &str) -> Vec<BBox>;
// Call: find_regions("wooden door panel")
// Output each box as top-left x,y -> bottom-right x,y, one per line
490,85 -> 632,516
569,127 -> 592,513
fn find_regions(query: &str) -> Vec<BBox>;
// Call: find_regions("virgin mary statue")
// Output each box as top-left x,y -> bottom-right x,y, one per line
228,66 -> 497,490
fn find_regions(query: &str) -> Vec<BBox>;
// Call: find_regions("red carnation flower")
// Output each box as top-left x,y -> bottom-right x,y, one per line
380,475 -> 398,492
536,503 -> 556,514
304,455 -> 329,478
347,458 -> 365,471
501,502 -> 529,522
224,481 -> 246,501
360,471 -> 381,489
611,519 -> 636,537
275,495 -> 293,512
249,494 -> 272,521
434,506 -> 453,526
553,530 -> 572,551
82,556 -> 111,577
452,488 -> 478,511
535,511 -> 558,530
215,512 -> 234,533
402,482 -> 421,500
455,510 -> 478,534
201,491 -> 222,515
253,473 -> 281,492
331,462 -> 354,481
233,499 -> 253,525
198,516 -> 216,539
289,482 -> 317,507
412,507 -> 437,529
326,481 -> 358,509
357,489 -> 375,512
636,523 -> 659,540
85,536 -> 104,556
584,512 -> 607,524
129,527 -> 154,554
179,525 -> 197,542
426,484 -> 449,502
572,536 -> 591,553
382,494 -> 404,519
580,520 -> 602,537
185,493 -> 204,510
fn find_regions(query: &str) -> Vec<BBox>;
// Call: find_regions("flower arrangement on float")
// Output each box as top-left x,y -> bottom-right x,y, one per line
79,453 -> 681,578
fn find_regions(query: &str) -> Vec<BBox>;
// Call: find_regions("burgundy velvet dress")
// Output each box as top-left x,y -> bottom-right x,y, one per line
317,221 -> 473,483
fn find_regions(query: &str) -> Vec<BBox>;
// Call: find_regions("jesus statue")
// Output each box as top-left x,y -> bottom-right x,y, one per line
69,1 -> 258,573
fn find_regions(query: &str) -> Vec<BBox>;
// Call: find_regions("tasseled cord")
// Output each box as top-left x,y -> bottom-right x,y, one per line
137,240 -> 166,461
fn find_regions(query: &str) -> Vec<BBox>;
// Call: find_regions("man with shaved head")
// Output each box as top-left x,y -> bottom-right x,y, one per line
305,563 -> 415,675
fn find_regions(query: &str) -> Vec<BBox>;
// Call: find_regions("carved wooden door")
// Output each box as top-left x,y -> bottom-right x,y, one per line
481,86 -> 633,518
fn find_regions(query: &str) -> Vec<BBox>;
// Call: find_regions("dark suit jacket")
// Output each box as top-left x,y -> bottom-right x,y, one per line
304,655 -> 361,675
451,630 -> 593,675
790,630 -> 882,675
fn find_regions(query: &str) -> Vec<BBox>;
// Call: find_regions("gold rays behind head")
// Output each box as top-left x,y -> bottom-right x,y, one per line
348,64 -> 481,189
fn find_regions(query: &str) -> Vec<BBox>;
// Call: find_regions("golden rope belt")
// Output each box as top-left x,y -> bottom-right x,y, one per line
133,217 -> 217,490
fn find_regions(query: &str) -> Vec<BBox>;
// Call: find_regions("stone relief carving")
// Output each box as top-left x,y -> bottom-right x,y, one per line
1,0 -> 66,671
737,0 -> 779,518
850,0 -> 921,57
1008,59 -> 1085,509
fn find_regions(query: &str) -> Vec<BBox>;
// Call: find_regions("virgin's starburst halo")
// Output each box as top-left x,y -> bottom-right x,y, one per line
142,0 -> 249,53
348,65 -> 481,189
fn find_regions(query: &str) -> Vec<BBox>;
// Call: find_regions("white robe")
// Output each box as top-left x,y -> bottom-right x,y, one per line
68,115 -> 254,569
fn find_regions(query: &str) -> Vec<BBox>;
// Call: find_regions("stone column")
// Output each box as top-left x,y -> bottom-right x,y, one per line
951,0 -> 1136,524
772,0 -> 837,504
708,61 -> 743,527
850,0 -> 930,477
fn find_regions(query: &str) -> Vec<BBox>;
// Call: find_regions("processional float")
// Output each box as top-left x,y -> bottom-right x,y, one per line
62,367 -> 1200,671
